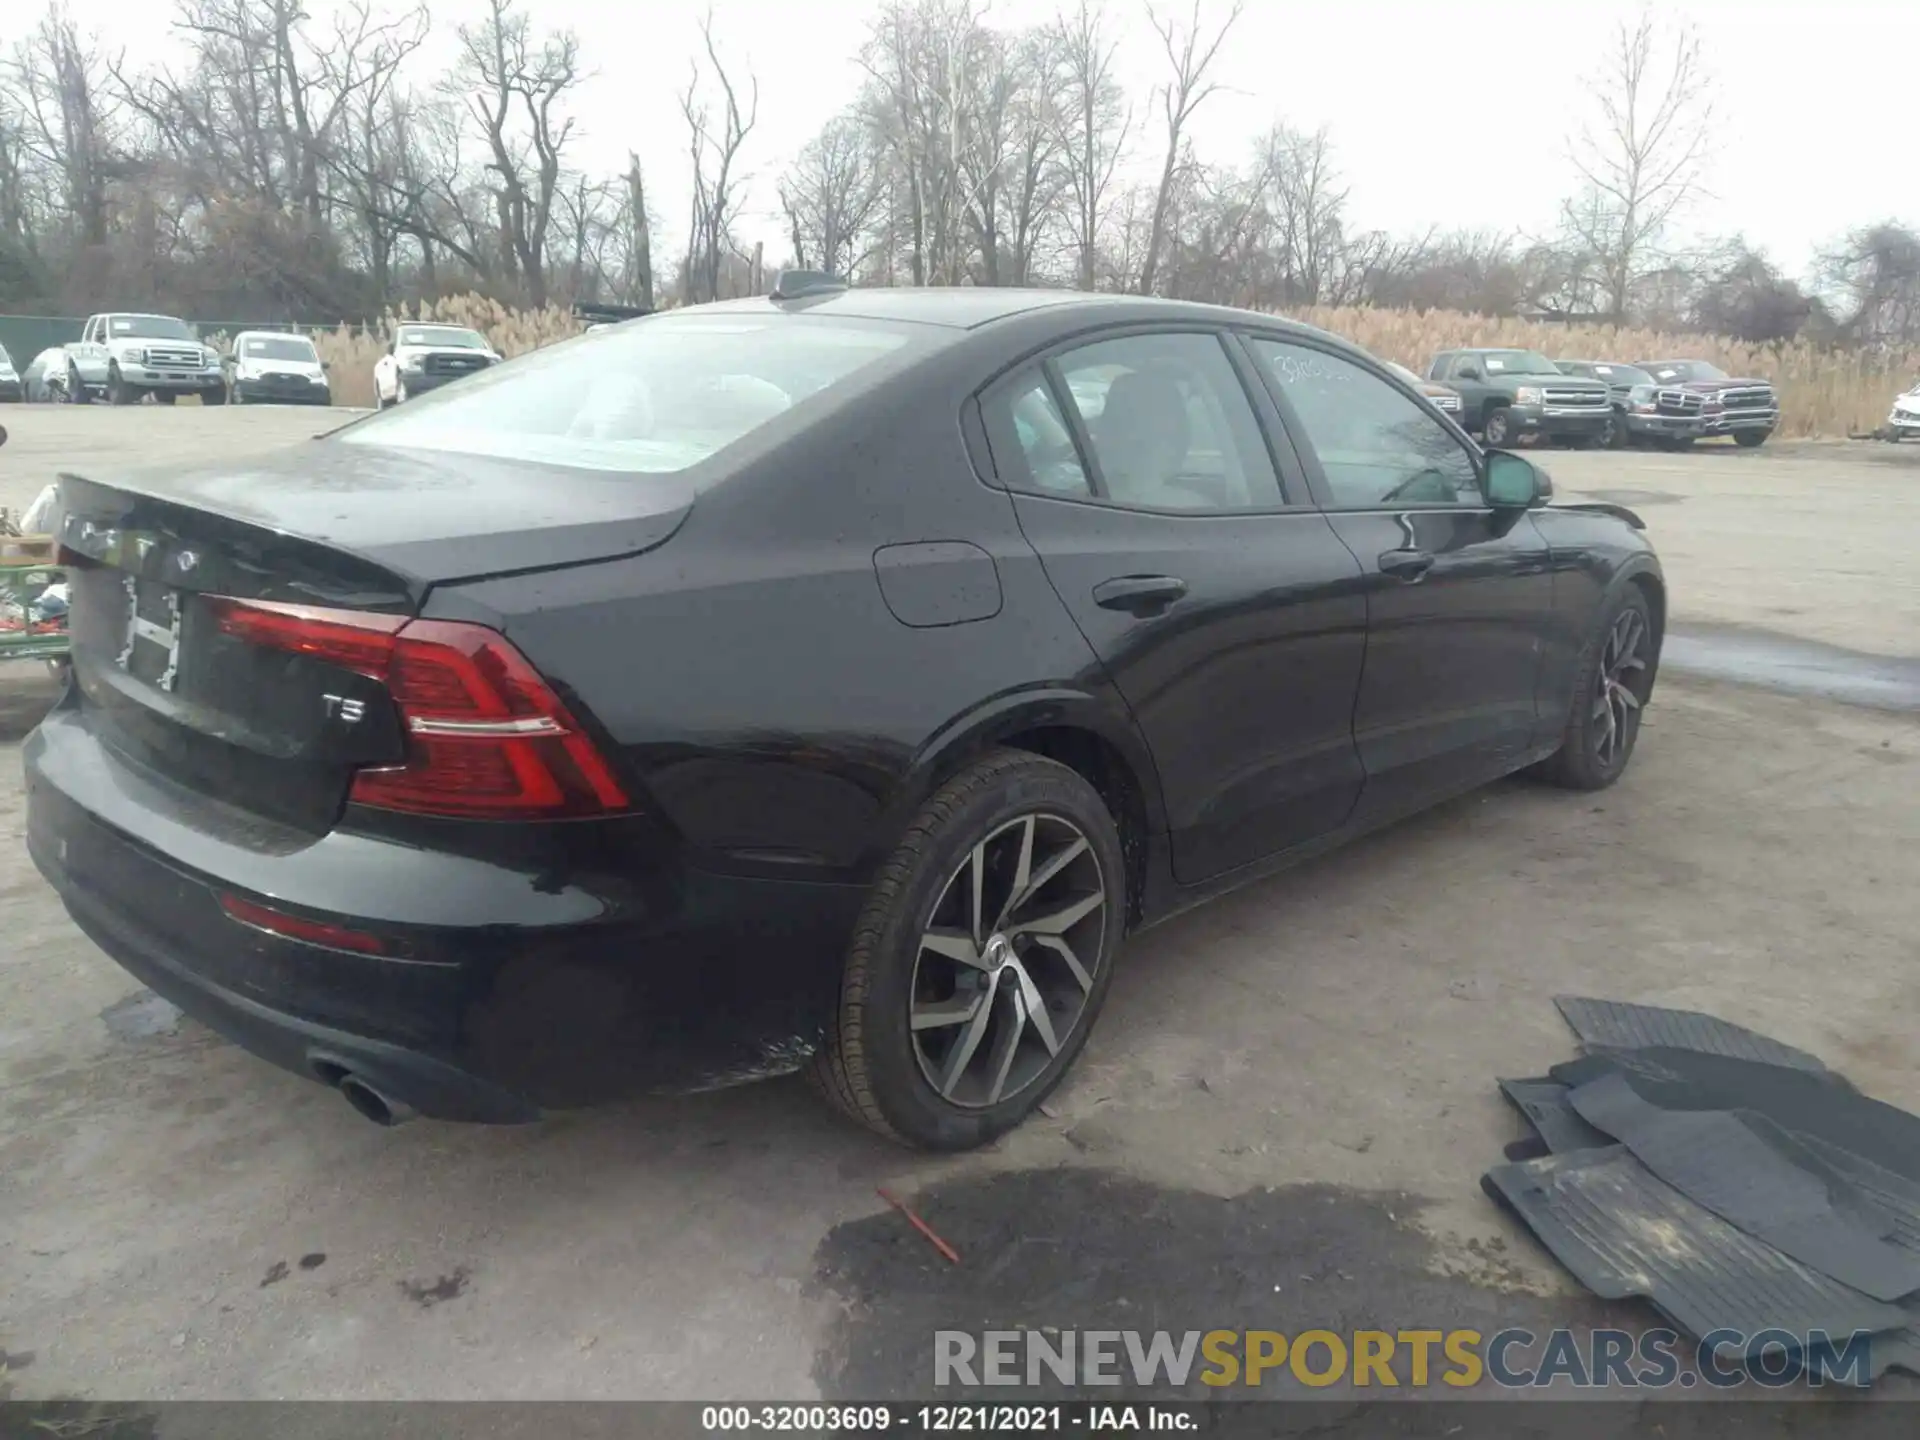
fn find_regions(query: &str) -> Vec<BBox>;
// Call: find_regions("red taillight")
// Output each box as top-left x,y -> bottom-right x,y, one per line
220,893 -> 391,955
205,597 -> 631,820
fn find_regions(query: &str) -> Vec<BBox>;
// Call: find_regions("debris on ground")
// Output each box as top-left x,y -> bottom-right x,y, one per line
1486,996 -> 1920,1383
876,1186 -> 962,1266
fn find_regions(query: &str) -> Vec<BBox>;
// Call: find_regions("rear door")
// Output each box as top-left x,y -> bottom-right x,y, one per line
1241,335 -> 1554,825
978,327 -> 1368,884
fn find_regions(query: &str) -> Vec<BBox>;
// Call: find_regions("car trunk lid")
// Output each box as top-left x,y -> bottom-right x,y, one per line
54,444 -> 690,834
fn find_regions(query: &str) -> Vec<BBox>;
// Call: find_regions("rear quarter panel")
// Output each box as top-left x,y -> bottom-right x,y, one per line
429,347 -> 1137,885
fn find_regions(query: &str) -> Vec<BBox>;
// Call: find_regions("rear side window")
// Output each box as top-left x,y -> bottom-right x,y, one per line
1052,332 -> 1283,511
341,314 -> 918,474
988,371 -> 1096,497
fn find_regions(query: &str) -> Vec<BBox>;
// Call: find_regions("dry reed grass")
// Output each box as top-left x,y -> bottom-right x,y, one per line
1288,305 -> 1918,438
308,291 -> 1917,435
309,295 -> 585,408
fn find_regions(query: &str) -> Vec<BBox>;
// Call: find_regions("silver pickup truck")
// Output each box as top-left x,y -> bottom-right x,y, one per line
67,312 -> 226,406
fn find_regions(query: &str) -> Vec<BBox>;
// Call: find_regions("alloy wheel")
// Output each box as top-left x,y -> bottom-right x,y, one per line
1593,607 -> 1649,767
909,812 -> 1109,1110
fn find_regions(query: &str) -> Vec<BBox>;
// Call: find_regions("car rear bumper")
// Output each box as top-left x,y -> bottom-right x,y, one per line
1702,409 -> 1777,435
1507,404 -> 1610,435
119,368 -> 223,389
24,707 -> 868,1122
1624,412 -> 1707,438
233,379 -> 332,405
399,370 -> 486,394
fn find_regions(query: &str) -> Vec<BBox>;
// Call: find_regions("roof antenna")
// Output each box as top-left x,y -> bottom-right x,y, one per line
770,269 -> 848,303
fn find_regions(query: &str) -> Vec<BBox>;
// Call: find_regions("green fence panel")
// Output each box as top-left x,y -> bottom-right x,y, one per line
0,315 -> 85,367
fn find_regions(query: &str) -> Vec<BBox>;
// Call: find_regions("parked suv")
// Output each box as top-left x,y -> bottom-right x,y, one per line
1635,360 -> 1778,448
1556,360 -> 1707,450
227,331 -> 332,406
1427,349 -> 1612,447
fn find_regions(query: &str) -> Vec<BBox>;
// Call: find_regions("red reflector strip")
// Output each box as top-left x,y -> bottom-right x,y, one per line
219,893 -> 390,956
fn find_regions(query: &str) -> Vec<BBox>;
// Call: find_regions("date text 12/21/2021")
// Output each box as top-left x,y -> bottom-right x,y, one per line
700,1406 -> 1195,1433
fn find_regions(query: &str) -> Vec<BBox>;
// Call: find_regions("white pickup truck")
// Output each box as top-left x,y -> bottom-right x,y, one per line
67,312 -> 226,406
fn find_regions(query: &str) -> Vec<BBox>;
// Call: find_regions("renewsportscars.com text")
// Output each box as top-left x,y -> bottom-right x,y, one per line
934,1327 -> 1876,1390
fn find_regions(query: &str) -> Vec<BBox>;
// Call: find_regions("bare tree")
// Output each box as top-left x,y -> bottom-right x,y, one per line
1049,0 -> 1129,291
681,10 -> 758,304
314,0 -> 430,305
1560,7 -> 1714,323
1137,0 -> 1241,295
779,112 -> 884,279
455,0 -> 581,306
1818,223 -> 1920,348
11,10 -> 122,250
623,153 -> 655,306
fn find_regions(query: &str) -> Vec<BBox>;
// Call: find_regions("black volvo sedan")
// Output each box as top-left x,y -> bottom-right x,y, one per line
24,280 -> 1664,1149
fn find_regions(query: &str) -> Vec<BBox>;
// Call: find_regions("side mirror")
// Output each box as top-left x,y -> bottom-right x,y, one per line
1457,365 -> 1482,381
1485,450 -> 1548,508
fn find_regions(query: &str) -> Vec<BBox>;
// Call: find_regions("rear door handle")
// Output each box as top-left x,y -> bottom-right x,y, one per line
1093,575 -> 1188,615
1378,548 -> 1435,581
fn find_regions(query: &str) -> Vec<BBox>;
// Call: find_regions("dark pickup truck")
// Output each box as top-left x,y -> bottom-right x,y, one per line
1427,348 -> 1613,447
1556,360 -> 1704,450
1635,360 -> 1779,448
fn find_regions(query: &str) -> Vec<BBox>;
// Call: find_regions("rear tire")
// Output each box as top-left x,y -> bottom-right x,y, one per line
1537,588 -> 1658,792
810,749 -> 1125,1150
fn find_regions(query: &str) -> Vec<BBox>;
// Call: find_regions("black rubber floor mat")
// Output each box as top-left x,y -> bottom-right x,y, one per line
1565,1073 -> 1920,1301
1482,1146 -> 1910,1366
1800,1135 -> 1920,1256
1498,1077 -> 1614,1154
1554,995 -> 1831,1073
1551,1048 -> 1920,1184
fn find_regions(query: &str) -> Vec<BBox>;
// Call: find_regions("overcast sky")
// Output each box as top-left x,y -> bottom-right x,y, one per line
17,0 -> 1916,283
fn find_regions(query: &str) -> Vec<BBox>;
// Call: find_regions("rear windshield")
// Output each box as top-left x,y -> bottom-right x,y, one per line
397,326 -> 488,350
1474,350 -> 1558,375
241,335 -> 318,361
110,315 -> 195,340
340,313 -> 920,474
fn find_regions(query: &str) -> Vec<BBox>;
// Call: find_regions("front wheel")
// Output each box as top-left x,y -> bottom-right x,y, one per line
1734,430 -> 1767,448
810,750 -> 1125,1150
107,366 -> 136,406
1482,406 -> 1514,447
1604,411 -> 1631,449
1538,589 -> 1657,791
